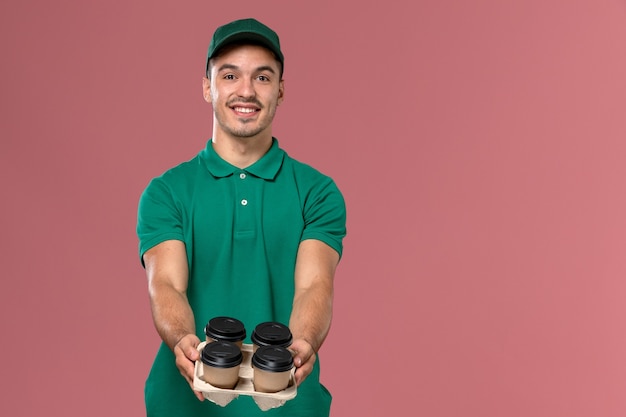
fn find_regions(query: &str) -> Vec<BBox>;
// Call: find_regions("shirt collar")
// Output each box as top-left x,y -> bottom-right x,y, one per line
201,138 -> 284,180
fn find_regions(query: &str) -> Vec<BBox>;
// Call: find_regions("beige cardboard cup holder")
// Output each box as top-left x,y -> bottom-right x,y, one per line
193,341 -> 297,411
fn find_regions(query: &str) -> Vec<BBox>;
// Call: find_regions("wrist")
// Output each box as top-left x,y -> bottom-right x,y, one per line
170,332 -> 198,352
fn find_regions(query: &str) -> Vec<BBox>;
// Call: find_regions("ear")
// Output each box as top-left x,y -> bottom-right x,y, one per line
202,77 -> 212,103
277,79 -> 285,106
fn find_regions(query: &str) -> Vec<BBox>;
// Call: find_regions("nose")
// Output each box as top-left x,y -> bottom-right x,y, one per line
236,77 -> 255,99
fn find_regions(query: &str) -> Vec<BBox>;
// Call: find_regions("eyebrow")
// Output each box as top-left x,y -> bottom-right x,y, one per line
255,65 -> 276,74
216,64 -> 276,74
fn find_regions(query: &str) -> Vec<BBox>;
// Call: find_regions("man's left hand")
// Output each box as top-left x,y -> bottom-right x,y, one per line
289,338 -> 316,386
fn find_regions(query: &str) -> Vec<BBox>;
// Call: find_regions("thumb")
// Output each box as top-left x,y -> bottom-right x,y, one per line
177,334 -> 200,360
293,354 -> 303,367
289,339 -> 313,367
188,346 -> 199,361
187,340 -> 201,361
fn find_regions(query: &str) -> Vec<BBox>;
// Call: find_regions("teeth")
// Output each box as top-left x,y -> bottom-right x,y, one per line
234,107 -> 256,113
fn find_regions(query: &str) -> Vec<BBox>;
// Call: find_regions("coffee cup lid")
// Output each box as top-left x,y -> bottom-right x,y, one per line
204,316 -> 246,342
251,322 -> 293,348
201,341 -> 243,368
252,346 -> 294,372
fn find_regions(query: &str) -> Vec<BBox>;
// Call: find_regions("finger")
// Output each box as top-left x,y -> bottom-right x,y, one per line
293,355 -> 303,367
294,363 -> 311,386
187,345 -> 200,361
176,355 -> 198,388
294,367 -> 303,386
294,349 -> 315,369
290,346 -> 309,366
184,364 -> 205,402
186,361 -> 196,379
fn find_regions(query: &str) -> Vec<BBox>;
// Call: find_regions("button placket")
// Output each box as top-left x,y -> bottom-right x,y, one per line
239,171 -> 248,206
233,170 -> 254,237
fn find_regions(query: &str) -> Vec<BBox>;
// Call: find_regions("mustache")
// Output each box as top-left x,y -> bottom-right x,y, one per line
227,98 -> 263,109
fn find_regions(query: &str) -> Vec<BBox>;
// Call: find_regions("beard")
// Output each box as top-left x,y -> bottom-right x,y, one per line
227,117 -> 264,138
214,99 -> 277,138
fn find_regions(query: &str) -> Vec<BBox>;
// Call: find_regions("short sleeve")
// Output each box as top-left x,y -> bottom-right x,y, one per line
136,176 -> 184,266
300,178 -> 347,258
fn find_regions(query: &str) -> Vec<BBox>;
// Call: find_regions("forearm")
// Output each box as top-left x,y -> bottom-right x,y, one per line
143,240 -> 196,352
143,240 -> 203,399
149,281 -> 197,351
289,239 -> 339,353
289,281 -> 333,353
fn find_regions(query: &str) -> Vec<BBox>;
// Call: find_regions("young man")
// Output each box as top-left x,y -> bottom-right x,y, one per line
136,18 -> 347,416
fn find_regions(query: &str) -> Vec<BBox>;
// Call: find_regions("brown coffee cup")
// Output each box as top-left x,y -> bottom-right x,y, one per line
252,346 -> 294,393
200,341 -> 243,389
251,321 -> 293,352
204,316 -> 246,347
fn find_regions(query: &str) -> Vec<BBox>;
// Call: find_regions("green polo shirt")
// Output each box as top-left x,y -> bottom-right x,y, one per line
137,138 -> 346,417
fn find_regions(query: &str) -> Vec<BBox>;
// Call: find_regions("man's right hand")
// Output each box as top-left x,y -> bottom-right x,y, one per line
174,333 -> 205,401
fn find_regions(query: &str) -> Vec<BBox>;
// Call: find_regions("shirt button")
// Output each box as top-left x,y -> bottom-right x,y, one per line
239,173 -> 246,179
241,199 -> 248,206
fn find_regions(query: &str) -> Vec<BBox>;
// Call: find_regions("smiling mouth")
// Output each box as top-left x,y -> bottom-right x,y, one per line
232,106 -> 258,114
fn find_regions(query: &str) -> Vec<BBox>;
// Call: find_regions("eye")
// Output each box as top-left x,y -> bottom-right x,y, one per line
223,74 -> 236,80
257,75 -> 270,82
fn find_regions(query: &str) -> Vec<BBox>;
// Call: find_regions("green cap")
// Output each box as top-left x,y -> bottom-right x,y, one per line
206,18 -> 284,75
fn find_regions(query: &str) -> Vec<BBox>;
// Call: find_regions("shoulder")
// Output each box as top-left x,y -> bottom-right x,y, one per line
143,154 -> 204,195
280,152 -> 345,215
282,152 -> 338,190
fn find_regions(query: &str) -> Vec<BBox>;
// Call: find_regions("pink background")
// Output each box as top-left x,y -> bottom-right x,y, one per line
2,1 -> 626,416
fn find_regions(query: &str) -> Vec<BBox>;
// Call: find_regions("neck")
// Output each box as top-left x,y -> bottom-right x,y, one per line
211,132 -> 273,169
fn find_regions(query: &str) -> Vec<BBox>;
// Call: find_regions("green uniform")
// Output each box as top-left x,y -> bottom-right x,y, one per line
137,138 -> 346,416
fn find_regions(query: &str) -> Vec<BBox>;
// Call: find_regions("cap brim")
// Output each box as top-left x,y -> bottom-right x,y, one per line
209,32 -> 283,63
